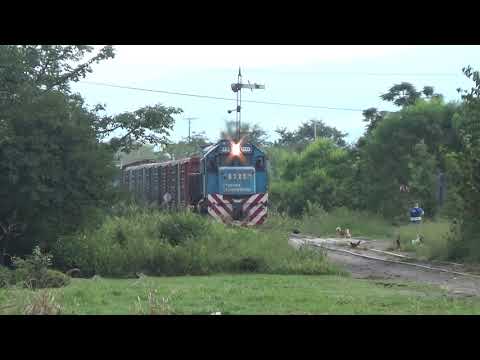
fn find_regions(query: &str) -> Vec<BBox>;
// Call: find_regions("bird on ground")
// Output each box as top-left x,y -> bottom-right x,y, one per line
349,240 -> 362,248
396,235 -> 401,249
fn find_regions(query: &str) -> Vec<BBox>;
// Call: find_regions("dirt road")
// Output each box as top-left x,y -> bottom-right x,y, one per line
289,234 -> 480,297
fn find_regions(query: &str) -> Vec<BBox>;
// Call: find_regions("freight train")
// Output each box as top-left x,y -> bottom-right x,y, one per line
121,139 -> 268,226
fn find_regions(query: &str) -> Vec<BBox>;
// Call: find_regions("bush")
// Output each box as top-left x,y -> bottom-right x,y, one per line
53,209 -> 336,277
12,246 -> 70,289
41,270 -> 70,288
446,219 -> 480,262
0,266 -> 13,288
232,257 -> 266,273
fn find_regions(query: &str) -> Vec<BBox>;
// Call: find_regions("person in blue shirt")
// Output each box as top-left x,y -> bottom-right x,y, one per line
410,202 -> 424,224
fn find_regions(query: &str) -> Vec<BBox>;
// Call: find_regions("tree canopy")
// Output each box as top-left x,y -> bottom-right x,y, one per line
0,45 -> 183,261
220,120 -> 270,146
275,120 -> 347,151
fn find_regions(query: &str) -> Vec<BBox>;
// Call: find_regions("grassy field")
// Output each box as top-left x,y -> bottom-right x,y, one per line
2,274 -> 480,315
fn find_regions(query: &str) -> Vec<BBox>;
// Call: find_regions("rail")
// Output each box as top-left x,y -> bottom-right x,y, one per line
290,235 -> 480,280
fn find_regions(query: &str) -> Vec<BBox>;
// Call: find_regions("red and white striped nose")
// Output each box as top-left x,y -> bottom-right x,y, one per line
206,193 -> 268,226
242,193 -> 268,226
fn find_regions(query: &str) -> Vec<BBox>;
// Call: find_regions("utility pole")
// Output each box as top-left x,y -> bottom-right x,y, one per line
229,67 -> 265,142
184,117 -> 198,143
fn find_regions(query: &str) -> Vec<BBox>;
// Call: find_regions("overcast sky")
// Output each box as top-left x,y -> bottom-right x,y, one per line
71,45 -> 480,144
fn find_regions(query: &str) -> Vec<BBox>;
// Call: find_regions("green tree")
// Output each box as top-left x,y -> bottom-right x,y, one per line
362,108 -> 388,134
380,83 -> 442,108
353,98 -> 457,219
114,144 -> 166,166
407,140 -> 438,216
0,45 -> 115,97
164,132 -> 211,160
220,120 -> 270,146
0,45 -> 183,259
97,103 -> 182,154
0,91 -> 116,257
265,146 -> 292,182
275,119 -> 347,151
446,66 -> 480,260
380,82 -> 422,107
271,139 -> 352,216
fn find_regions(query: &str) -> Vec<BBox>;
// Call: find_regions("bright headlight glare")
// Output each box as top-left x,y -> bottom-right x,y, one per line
230,141 -> 241,157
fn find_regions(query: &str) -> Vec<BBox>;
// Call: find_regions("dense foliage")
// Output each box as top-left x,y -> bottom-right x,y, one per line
220,119 -> 270,146
0,45 -> 182,261
267,76 -> 480,260
270,139 -> 352,216
275,120 -> 347,151
445,67 -> 480,260
53,207 -> 335,277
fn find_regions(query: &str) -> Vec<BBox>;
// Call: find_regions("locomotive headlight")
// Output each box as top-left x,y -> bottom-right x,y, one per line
230,141 -> 242,157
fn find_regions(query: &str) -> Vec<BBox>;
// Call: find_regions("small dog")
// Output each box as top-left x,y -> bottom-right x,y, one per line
336,227 -> 352,239
411,234 -> 424,246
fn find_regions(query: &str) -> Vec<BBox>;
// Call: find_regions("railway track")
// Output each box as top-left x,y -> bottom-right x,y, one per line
289,233 -> 480,297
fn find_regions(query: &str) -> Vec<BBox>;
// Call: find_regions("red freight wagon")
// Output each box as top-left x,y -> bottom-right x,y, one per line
121,157 -> 201,210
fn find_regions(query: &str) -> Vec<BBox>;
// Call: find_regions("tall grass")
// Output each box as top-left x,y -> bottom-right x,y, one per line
397,219 -> 451,260
53,206 -> 338,278
268,206 -> 394,240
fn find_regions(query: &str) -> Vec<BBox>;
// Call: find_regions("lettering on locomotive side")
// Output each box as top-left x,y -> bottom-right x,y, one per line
224,186 -> 253,192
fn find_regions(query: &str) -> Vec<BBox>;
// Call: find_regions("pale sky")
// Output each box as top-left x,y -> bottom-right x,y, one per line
71,45 -> 480,145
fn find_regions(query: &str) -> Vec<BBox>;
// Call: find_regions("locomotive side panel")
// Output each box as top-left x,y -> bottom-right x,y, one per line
187,157 -> 201,206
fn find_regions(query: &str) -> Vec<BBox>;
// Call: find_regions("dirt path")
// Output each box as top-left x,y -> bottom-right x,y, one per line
289,234 -> 480,297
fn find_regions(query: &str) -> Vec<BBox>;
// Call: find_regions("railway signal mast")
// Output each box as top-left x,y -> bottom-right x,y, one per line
228,67 -> 265,142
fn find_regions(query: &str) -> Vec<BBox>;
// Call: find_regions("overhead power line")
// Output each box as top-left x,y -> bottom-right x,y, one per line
78,81 -> 365,112
310,72 -> 462,77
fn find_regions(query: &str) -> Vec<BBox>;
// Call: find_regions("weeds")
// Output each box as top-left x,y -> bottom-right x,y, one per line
1,288 -> 63,315
397,220 -> 451,260
135,289 -> 176,315
23,290 -> 63,315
